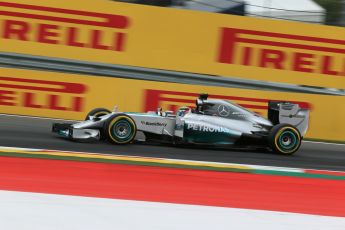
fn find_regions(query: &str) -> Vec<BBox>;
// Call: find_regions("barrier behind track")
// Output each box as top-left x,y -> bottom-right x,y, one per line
1,52 -> 343,96
1,0 -> 345,89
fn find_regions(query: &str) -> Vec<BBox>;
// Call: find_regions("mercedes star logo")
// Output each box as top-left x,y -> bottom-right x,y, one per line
217,105 -> 230,117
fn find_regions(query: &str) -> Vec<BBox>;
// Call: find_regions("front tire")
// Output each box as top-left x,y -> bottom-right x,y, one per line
268,124 -> 301,155
85,108 -> 111,121
105,114 -> 137,144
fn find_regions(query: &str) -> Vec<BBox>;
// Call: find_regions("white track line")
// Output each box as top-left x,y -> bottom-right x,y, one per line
2,190 -> 344,230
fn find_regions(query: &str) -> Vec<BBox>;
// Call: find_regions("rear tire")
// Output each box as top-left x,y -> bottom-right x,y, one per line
105,114 -> 137,144
85,108 -> 111,121
268,124 -> 301,155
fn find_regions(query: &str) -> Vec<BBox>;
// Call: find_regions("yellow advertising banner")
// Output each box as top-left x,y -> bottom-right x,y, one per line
1,67 -> 345,142
1,0 -> 345,89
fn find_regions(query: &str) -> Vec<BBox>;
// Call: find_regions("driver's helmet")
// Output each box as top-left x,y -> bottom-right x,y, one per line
195,98 -> 203,112
195,94 -> 209,113
195,100 -> 214,115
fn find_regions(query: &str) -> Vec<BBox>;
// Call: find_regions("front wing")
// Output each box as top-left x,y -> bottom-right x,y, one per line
52,123 -> 101,140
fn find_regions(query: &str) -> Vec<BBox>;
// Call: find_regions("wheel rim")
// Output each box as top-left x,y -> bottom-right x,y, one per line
112,119 -> 132,141
278,130 -> 298,150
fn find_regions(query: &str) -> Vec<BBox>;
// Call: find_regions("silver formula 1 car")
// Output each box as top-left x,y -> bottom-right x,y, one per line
52,94 -> 309,155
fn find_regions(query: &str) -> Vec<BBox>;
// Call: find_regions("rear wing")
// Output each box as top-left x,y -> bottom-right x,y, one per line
268,101 -> 310,136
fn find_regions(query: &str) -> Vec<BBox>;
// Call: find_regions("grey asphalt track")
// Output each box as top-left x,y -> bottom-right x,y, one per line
0,114 -> 344,171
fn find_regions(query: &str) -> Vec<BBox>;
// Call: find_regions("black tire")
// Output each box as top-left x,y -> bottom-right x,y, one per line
268,124 -> 302,155
104,114 -> 137,144
85,108 -> 111,121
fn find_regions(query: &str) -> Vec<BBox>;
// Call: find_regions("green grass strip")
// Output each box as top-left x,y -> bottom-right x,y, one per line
255,169 -> 345,180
